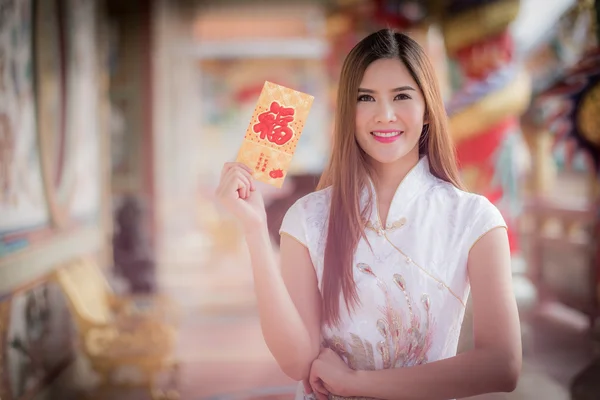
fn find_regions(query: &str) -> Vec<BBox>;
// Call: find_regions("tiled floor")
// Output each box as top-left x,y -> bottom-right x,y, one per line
47,301 -> 595,400
44,242 -> 597,400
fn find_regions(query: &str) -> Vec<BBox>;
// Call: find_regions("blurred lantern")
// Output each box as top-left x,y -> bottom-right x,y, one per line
439,0 -> 530,255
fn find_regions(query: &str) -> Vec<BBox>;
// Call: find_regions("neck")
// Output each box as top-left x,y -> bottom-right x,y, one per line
369,152 -> 420,200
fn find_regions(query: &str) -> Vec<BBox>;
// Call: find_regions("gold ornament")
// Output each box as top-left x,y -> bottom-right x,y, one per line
577,82 -> 600,147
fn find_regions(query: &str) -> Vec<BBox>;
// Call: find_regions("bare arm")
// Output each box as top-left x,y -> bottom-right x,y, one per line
216,163 -> 321,381
335,227 -> 521,399
245,228 -> 322,381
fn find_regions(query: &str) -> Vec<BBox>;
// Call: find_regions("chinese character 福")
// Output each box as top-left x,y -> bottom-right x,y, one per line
253,101 -> 295,146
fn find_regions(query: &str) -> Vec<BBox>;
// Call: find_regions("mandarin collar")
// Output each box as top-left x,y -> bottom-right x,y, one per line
361,156 -> 435,233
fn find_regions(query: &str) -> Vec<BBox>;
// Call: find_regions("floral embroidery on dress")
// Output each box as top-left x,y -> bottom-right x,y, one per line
324,263 -> 435,373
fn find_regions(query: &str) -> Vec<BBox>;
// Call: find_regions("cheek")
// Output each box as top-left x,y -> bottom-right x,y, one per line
355,107 -> 369,128
396,104 -> 425,125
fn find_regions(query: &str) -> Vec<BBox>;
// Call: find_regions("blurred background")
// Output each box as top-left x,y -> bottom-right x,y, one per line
0,0 -> 599,399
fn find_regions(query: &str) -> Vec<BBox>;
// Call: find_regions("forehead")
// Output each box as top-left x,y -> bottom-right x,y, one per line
360,58 -> 418,89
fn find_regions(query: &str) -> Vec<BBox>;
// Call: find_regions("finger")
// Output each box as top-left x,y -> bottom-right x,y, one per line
221,162 -> 235,179
235,177 -> 249,200
236,168 -> 255,192
237,174 -> 252,199
225,167 -> 253,194
237,163 -> 254,177
309,382 -> 328,400
302,379 -> 312,394
309,375 -> 329,398
217,166 -> 236,196
223,161 -> 252,170
323,382 -> 335,394
220,172 -> 250,201
237,187 -> 246,200
228,170 -> 252,195
236,162 -> 254,174
316,391 -> 328,400
239,185 -> 249,200
221,162 -> 252,180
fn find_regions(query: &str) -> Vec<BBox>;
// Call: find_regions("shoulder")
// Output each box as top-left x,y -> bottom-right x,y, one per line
425,179 -> 506,235
288,186 -> 332,216
445,184 -> 505,229
279,187 -> 332,246
427,179 -> 497,213
437,182 -> 507,250
466,192 -> 507,241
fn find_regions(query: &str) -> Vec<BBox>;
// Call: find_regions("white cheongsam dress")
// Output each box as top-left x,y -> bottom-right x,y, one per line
279,156 -> 507,400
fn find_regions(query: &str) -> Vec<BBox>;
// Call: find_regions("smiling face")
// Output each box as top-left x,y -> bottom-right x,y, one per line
355,58 -> 427,167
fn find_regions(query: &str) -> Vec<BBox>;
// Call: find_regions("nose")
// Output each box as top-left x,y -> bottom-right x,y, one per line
375,100 -> 397,123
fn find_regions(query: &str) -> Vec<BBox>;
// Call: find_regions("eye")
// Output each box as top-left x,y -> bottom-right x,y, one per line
358,94 -> 375,102
394,93 -> 412,100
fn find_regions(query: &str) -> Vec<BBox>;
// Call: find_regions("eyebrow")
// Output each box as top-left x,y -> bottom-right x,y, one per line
358,86 -> 416,93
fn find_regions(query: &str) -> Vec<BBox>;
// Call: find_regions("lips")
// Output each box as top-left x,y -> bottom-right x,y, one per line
371,130 -> 403,143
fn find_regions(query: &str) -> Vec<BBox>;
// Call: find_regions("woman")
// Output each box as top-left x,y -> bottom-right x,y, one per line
216,29 -> 521,400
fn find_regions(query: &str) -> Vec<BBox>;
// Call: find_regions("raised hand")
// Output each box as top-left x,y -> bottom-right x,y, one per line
215,162 -> 267,231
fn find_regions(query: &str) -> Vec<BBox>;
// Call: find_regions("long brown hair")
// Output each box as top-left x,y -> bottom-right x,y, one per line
317,29 -> 464,327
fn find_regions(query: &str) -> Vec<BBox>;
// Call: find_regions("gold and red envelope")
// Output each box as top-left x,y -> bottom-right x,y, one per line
236,81 -> 314,188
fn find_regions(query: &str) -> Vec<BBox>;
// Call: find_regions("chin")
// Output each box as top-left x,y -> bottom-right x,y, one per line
363,144 -> 417,166
368,152 -> 410,165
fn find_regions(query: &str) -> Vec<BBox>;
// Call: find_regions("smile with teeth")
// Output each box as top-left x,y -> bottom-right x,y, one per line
371,131 -> 403,137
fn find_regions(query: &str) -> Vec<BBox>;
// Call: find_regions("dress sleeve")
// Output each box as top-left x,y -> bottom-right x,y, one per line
465,195 -> 508,254
279,199 -> 308,248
